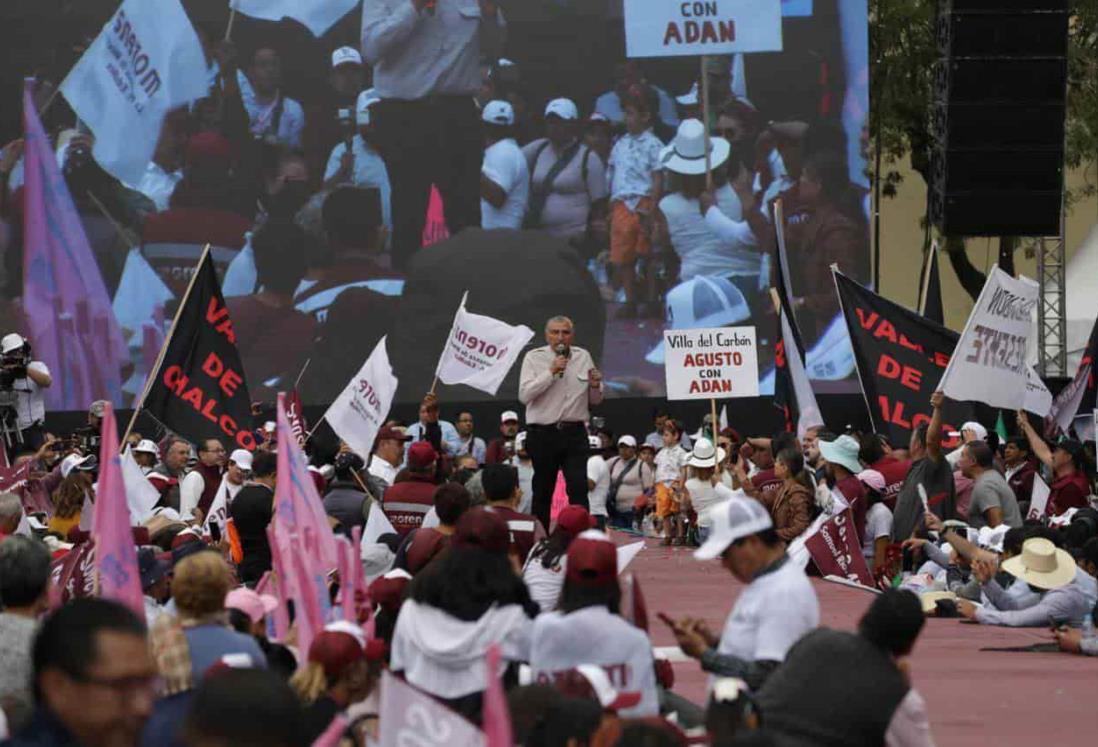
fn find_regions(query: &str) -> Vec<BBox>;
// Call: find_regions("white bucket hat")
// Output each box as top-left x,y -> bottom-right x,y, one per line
1001,537 -> 1077,590
659,119 -> 730,175
687,438 -> 725,469
818,435 -> 862,475
695,497 -> 773,561
646,276 -> 749,365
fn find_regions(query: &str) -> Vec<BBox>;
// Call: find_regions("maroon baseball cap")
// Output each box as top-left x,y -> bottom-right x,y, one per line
453,507 -> 510,555
376,426 -> 412,442
555,505 -> 595,535
407,441 -> 438,469
566,530 -> 618,587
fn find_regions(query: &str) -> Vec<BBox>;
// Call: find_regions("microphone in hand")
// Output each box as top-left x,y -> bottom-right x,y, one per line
553,344 -> 570,378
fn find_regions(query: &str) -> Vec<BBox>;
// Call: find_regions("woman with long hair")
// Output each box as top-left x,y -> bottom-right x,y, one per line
522,505 -> 596,612
529,530 -> 659,718
761,448 -> 813,542
47,456 -> 97,539
390,508 -> 537,724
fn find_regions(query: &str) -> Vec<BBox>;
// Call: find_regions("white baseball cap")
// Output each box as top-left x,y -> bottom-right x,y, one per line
331,46 -> 363,69
1,333 -> 25,354
618,435 -> 637,448
229,449 -> 253,471
544,98 -> 579,121
646,276 -> 750,365
482,99 -> 515,126
133,439 -> 160,457
695,497 -> 774,561
676,81 -> 700,106
60,453 -> 97,479
500,410 -> 519,424
356,90 -> 381,126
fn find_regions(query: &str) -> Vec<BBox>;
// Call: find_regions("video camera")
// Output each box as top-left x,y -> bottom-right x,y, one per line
0,341 -> 30,389
71,425 -> 102,457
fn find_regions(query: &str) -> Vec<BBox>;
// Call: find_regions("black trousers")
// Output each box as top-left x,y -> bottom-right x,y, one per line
526,423 -> 589,530
372,96 -> 483,270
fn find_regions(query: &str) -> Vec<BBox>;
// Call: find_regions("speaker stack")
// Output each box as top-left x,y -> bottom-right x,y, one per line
929,0 -> 1069,236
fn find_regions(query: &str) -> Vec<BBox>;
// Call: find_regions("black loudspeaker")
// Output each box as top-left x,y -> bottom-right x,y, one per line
929,1 -> 1068,237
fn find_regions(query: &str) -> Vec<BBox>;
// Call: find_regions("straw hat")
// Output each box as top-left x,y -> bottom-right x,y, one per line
1001,537 -> 1077,590
659,119 -> 730,175
687,438 -> 727,469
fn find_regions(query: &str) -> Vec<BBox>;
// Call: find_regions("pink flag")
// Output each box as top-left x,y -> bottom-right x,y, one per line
274,393 -> 339,569
483,644 -> 513,747
336,535 -> 356,623
21,80 -> 126,410
310,715 -> 349,747
265,526 -> 291,641
350,525 -> 370,628
91,402 -> 144,619
289,535 -> 325,657
550,471 -> 569,523
378,671 -> 483,746
805,509 -> 875,587
420,184 -> 450,248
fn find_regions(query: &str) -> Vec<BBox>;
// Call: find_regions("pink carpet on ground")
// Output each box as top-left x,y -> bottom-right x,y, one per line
615,531 -> 1096,747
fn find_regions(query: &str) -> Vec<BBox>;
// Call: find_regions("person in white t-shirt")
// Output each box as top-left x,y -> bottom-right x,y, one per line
480,100 -> 529,229
522,505 -> 595,612
586,436 -> 610,529
857,469 -> 894,572
529,530 -> 659,718
664,497 -> 819,692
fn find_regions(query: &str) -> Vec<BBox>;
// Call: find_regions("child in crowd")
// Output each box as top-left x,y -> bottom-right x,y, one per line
607,85 -> 664,318
654,420 -> 689,545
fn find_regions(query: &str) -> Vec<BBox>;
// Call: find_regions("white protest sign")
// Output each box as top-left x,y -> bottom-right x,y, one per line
230,0 -> 359,37
60,0 -> 209,185
121,447 -> 160,525
663,327 -> 759,400
378,671 -> 484,747
617,541 -> 645,574
323,337 -> 398,461
1027,474 -> 1051,520
938,267 -> 1039,410
435,294 -> 534,396
1024,365 -> 1053,417
624,0 -> 783,58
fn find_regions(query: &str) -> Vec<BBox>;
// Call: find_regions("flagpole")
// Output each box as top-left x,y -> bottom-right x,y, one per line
122,244 -> 212,444
700,55 -> 713,191
293,358 -> 311,390
225,6 -> 238,41
430,290 -> 470,396
829,265 -> 878,435
85,190 -> 138,248
710,398 -> 719,443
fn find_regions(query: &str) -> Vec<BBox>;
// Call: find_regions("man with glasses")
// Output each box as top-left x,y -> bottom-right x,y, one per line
6,598 -> 156,746
454,411 -> 486,465
180,438 -> 226,524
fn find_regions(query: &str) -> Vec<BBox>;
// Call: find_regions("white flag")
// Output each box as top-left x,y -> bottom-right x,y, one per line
378,671 -> 484,747
1023,365 -> 1053,417
361,502 -> 396,548
435,295 -> 534,396
60,0 -> 210,185
230,0 -> 360,37
938,266 -> 1039,410
113,248 -> 174,336
121,448 -> 161,525
324,336 -> 398,461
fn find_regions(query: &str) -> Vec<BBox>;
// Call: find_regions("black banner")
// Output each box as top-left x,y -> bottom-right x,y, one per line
834,270 -> 974,450
142,252 -> 255,450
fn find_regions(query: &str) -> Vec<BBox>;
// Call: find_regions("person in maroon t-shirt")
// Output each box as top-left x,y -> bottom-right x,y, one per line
743,432 -> 797,501
481,463 -> 546,566
381,442 -> 440,535
397,482 -> 472,575
819,435 -> 867,538
858,433 -> 911,510
1002,436 -> 1037,510
1018,412 -> 1092,517
485,411 -> 521,465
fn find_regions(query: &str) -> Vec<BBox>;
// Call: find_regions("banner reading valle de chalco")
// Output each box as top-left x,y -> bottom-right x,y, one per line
143,253 -> 255,450
833,269 -> 977,450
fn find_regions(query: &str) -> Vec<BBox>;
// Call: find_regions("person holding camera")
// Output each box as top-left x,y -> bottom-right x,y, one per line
0,334 -> 51,457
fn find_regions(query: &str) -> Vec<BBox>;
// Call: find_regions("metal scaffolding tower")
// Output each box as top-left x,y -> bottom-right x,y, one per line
1036,210 -> 1068,378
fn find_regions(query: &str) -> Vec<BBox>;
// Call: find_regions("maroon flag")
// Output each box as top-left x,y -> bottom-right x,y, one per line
805,509 -> 873,587
285,388 -> 309,448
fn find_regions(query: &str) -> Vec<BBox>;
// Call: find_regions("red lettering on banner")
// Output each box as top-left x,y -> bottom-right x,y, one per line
932,351 -> 951,368
701,20 -> 718,43
205,298 -> 237,344
663,22 -> 683,44
719,20 -> 735,41
856,308 -> 879,330
877,395 -> 912,429
164,365 -> 187,396
181,386 -> 204,409
877,355 -> 923,392
201,352 -> 244,398
202,352 -> 224,378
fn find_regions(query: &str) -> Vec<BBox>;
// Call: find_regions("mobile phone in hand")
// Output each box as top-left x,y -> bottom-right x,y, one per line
209,522 -> 222,543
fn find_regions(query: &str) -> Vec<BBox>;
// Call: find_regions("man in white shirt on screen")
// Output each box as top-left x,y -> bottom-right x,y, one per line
480,100 -> 529,229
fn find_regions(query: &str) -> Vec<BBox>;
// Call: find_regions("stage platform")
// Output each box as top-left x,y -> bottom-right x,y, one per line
624,532 -> 1096,746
